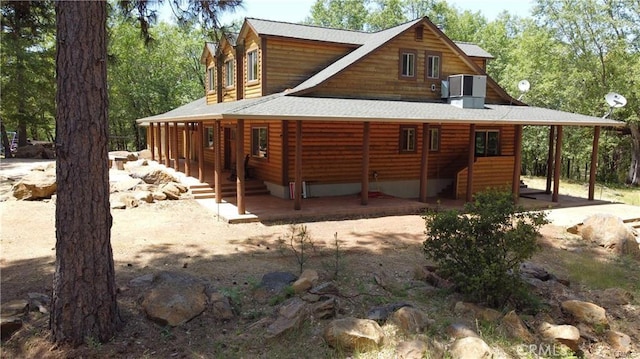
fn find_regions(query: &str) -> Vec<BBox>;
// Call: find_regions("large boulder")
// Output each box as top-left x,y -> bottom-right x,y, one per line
291,269 -> 319,294
14,144 -> 54,159
12,168 -> 56,200
561,299 -> 609,328
501,310 -> 534,343
323,317 -> 385,352
140,271 -> 208,327
580,214 -> 640,258
136,168 -> 178,185
538,322 -> 580,351
448,336 -> 493,359
266,297 -> 309,338
388,306 -> 432,334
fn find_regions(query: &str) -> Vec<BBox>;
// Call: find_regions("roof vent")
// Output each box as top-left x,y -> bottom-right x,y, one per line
448,74 -> 486,109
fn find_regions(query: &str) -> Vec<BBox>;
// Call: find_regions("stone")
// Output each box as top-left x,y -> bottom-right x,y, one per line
14,144 -> 53,159
323,317 -> 385,352
109,176 -> 143,193
395,339 -> 429,359
138,168 -> 178,185
538,322 -> 580,351
110,151 -> 138,161
129,273 -> 155,287
389,306 -> 432,334
140,271 -> 208,326
561,299 -> 608,327
453,301 -> 501,322
366,302 -> 412,321
291,269 -> 319,294
446,323 -> 479,339
520,261 -> 553,281
133,190 -> 154,203
414,265 -> 454,289
12,169 -> 56,200
266,297 -> 309,337
604,330 -> 631,353
119,194 -> 138,208
312,296 -> 339,319
138,149 -> 152,160
449,336 -> 493,359
0,316 -> 23,340
260,271 -> 297,293
160,182 -> 182,200
374,271 -> 403,293
309,281 -> 340,296
0,300 -> 29,317
209,292 -> 235,321
581,214 -> 640,258
153,191 -> 167,201
501,310 -> 534,343
27,293 -> 50,314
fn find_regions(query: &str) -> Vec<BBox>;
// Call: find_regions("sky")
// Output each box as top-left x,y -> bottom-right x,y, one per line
216,0 -> 534,24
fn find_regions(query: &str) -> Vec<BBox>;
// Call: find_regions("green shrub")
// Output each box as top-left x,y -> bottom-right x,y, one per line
422,189 -> 548,308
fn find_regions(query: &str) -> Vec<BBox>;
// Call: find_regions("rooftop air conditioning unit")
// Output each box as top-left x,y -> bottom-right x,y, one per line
447,74 -> 487,109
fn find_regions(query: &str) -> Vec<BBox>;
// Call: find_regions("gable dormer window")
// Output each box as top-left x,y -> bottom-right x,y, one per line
426,51 -> 442,79
224,59 -> 234,87
399,49 -> 417,79
207,67 -> 215,92
247,49 -> 258,82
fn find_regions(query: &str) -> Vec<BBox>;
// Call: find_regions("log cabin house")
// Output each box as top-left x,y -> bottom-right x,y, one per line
136,17 -> 624,215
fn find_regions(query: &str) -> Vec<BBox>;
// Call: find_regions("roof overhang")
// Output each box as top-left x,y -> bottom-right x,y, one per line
136,93 -> 625,128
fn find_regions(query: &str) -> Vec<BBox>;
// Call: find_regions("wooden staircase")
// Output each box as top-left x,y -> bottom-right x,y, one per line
624,217 -> 640,230
190,180 -> 270,199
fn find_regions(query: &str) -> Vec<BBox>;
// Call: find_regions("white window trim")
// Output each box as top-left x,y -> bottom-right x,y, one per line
247,49 -> 258,82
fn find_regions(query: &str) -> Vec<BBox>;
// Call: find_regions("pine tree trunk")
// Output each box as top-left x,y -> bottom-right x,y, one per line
51,0 -> 120,346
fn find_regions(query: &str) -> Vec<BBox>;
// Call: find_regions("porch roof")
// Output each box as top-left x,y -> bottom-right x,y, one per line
136,93 -> 625,128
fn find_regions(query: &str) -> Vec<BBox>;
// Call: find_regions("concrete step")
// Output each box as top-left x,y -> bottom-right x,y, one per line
190,181 -> 270,199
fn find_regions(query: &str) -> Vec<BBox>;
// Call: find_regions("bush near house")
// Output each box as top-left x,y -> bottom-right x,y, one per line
423,189 -> 548,308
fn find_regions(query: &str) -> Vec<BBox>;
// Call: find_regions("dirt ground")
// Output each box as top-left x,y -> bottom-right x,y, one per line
1,159 -> 638,358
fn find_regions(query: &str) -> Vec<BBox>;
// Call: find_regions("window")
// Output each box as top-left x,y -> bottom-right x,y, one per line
399,49 -> 416,78
207,67 -> 215,92
224,59 -> 234,87
400,126 -> 417,152
205,127 -> 214,148
429,127 -> 440,151
251,127 -> 268,158
426,51 -> 441,79
475,130 -> 500,156
247,49 -> 258,82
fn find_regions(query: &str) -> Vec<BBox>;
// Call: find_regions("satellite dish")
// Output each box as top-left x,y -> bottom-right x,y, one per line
518,80 -> 530,93
602,92 -> 627,118
605,92 -> 627,108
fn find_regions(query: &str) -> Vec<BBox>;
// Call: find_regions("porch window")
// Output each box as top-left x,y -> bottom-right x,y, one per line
429,127 -> 440,151
399,49 -> 416,78
247,49 -> 258,82
399,125 -> 417,153
205,127 -> 214,148
224,59 -> 234,87
426,51 -> 441,79
251,126 -> 268,158
475,130 -> 500,156
207,67 -> 215,92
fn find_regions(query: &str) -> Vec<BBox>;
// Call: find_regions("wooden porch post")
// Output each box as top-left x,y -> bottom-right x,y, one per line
419,123 -> 430,202
163,122 -> 170,167
197,121 -> 204,183
156,122 -> 162,163
552,125 -> 563,202
184,123 -> 191,177
361,122 -> 370,206
294,120 -> 302,210
236,119 -> 246,214
546,126 -> 555,194
466,124 -> 476,202
588,126 -> 601,200
215,120 -> 222,203
149,123 -> 155,161
512,125 -> 523,202
172,121 -> 180,171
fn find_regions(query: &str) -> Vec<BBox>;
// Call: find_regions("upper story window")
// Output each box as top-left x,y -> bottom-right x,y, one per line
207,67 -> 215,92
224,59 -> 234,87
251,126 -> 268,158
399,125 -> 417,153
475,130 -> 500,156
429,127 -> 440,151
247,49 -> 258,82
399,49 -> 417,79
426,51 -> 441,79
